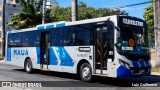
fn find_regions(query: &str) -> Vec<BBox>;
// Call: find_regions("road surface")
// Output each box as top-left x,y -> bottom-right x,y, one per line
0,61 -> 160,90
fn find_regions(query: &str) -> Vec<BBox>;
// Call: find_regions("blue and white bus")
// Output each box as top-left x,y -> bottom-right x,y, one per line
6,15 -> 151,81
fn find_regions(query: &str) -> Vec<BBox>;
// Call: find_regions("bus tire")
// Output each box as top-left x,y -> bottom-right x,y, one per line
80,63 -> 92,82
24,59 -> 33,74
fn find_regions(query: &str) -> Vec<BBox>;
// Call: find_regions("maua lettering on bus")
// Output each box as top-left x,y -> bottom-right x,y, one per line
123,18 -> 144,27
13,49 -> 29,55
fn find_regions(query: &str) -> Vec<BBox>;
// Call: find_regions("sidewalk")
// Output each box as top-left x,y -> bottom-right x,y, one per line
150,60 -> 160,76
151,60 -> 156,67
0,59 -> 5,63
151,72 -> 160,76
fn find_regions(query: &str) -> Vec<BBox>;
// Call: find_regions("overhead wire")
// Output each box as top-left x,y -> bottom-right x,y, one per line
111,1 -> 153,9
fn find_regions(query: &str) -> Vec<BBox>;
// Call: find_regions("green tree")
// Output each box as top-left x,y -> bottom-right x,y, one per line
50,6 -> 71,21
143,4 -> 154,46
45,9 -> 55,23
8,0 -> 42,29
50,2 -> 128,22
9,1 -> 128,29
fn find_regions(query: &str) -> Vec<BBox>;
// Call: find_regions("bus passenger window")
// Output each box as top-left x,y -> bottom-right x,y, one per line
23,39 -> 29,46
69,33 -> 76,45
51,28 -> 62,46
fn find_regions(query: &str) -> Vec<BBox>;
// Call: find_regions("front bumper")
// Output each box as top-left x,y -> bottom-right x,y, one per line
117,65 -> 151,77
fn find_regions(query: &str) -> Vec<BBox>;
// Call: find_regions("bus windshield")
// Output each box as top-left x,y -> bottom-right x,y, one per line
116,26 -> 150,60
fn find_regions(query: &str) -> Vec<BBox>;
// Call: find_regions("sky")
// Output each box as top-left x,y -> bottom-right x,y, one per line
56,0 -> 151,19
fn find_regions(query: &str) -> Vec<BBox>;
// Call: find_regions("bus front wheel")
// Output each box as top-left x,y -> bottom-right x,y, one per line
24,59 -> 33,73
80,63 -> 92,82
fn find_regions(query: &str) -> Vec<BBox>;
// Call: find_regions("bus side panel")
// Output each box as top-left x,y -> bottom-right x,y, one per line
48,46 -> 94,74
6,47 -> 26,67
6,47 -> 40,69
48,47 -> 63,72
63,46 -> 93,74
33,47 -> 41,69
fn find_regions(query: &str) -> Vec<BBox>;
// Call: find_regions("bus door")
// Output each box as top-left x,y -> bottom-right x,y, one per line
95,26 -> 108,74
40,32 -> 50,69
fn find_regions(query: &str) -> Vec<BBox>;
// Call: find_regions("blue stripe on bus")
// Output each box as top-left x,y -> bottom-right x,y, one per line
117,65 -> 132,77
49,48 -> 58,65
36,47 -> 40,64
144,61 -> 150,67
46,25 -> 54,29
55,47 -> 74,66
7,48 -> 11,61
56,23 -> 65,27
132,61 -> 139,68
37,26 -> 45,30
139,61 -> 145,67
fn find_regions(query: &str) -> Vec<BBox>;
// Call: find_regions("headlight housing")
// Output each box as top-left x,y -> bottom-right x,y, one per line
119,59 -> 130,69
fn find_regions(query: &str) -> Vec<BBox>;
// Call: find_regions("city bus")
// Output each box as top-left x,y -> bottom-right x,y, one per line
6,15 -> 151,81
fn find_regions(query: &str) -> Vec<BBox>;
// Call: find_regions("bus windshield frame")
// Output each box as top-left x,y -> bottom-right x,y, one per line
117,17 -> 150,60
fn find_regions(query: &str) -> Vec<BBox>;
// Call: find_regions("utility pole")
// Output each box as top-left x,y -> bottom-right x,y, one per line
72,0 -> 78,21
154,0 -> 160,67
42,0 -> 46,24
2,0 -> 6,57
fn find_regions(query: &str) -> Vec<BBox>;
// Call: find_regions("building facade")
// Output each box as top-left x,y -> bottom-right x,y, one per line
6,0 -> 16,4
5,3 -> 21,31
0,0 -> 21,56
0,2 -> 3,56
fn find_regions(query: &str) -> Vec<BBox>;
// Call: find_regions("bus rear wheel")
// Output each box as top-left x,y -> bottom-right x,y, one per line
80,63 -> 92,82
24,59 -> 33,73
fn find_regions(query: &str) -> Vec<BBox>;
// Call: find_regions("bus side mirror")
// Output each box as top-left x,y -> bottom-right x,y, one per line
115,26 -> 120,31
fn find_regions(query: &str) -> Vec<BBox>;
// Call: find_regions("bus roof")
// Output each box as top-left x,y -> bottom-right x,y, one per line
36,15 -> 118,30
7,15 -> 145,33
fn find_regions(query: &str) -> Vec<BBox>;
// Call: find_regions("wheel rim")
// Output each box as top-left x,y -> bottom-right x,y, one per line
82,67 -> 91,80
26,61 -> 31,72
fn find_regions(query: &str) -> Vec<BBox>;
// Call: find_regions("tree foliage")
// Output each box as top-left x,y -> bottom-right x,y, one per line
143,4 -> 154,45
8,1 -> 128,30
50,2 -> 128,21
8,0 -> 42,29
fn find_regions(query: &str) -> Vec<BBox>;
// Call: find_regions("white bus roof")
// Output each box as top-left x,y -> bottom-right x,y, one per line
8,15 -> 119,33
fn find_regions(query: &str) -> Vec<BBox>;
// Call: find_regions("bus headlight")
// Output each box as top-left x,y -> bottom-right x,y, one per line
119,59 -> 130,69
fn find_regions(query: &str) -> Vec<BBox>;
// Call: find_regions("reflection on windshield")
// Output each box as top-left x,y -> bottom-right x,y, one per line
117,26 -> 149,54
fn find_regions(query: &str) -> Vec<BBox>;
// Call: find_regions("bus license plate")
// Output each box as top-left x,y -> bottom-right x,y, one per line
139,69 -> 145,73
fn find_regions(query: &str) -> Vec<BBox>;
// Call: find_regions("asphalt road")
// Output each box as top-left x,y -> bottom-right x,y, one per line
0,61 -> 160,90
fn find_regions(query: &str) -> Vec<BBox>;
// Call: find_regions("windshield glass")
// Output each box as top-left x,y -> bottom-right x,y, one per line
116,26 -> 150,55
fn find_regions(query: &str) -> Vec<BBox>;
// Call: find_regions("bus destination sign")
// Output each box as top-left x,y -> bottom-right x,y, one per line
122,18 -> 144,27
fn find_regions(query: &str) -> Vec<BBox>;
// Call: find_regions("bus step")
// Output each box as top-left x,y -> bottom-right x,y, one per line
93,74 -> 107,76
41,69 -> 49,71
